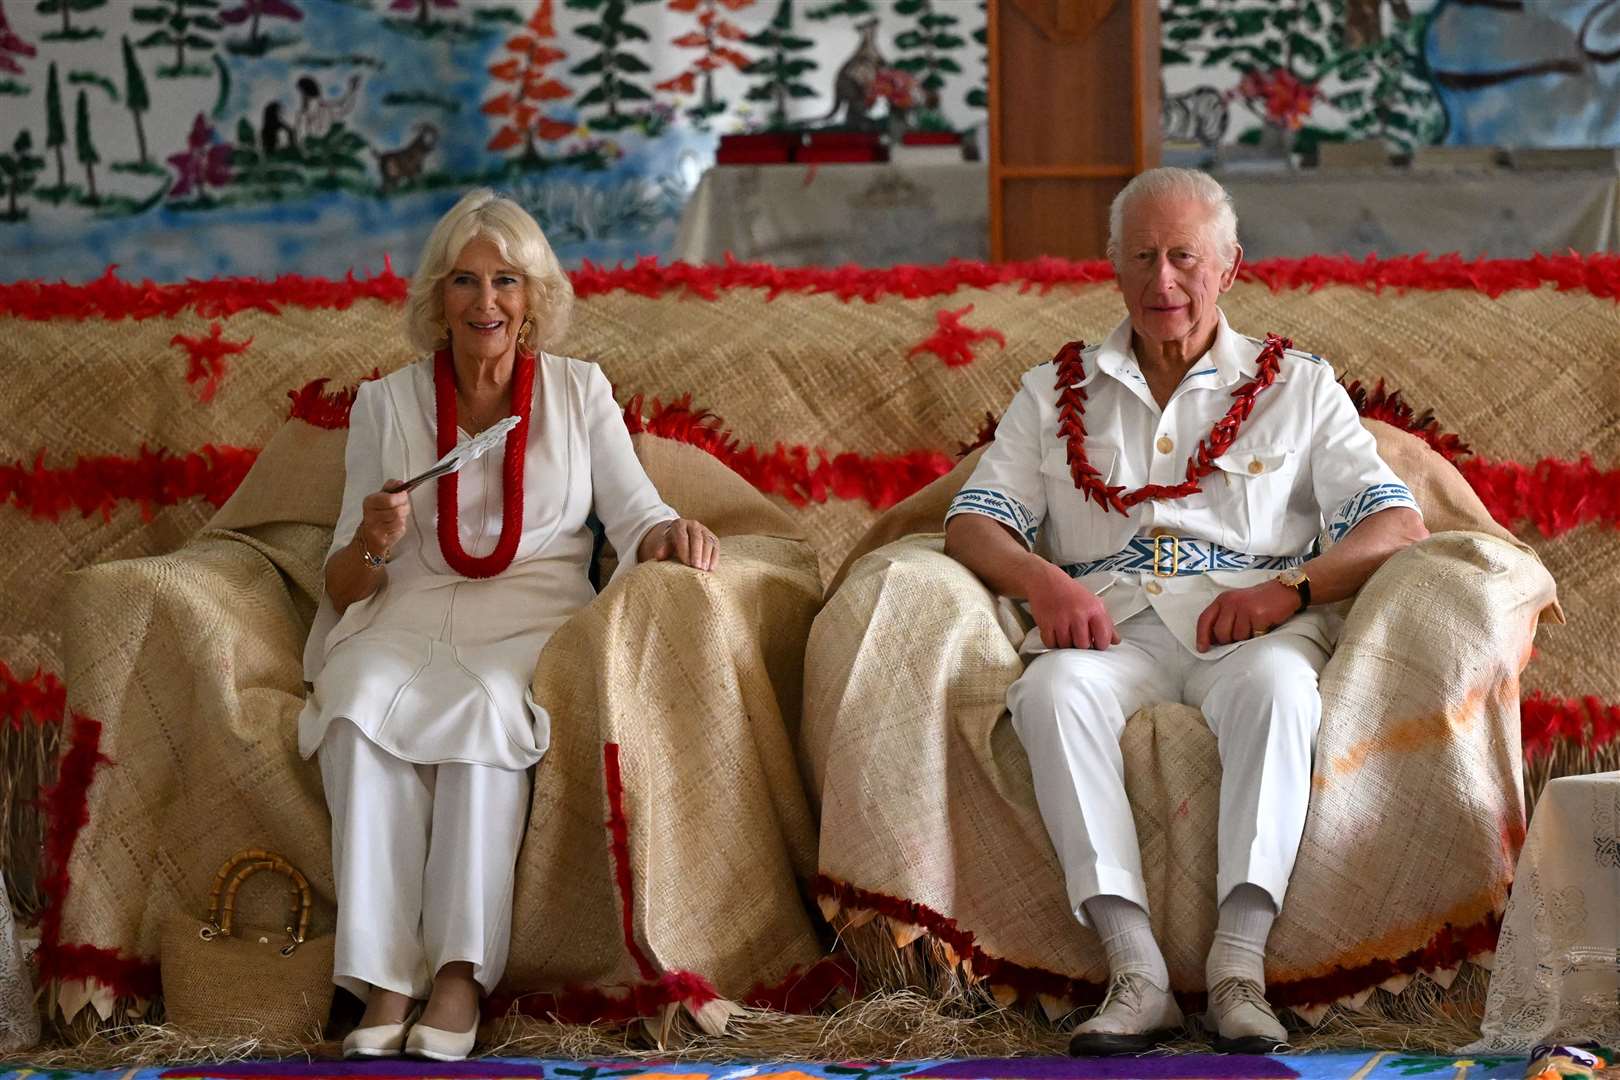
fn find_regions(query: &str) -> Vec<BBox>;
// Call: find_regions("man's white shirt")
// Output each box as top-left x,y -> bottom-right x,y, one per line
946,311 -> 1420,660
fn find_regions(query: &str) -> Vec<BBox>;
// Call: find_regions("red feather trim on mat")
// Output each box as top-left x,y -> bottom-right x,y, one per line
1521,692 -> 1620,761
35,715 -> 126,983
0,262 -> 408,321
169,322 -> 252,403
284,371 -> 380,429
6,254 -> 1620,320
602,741 -> 659,982
907,304 -> 1007,367
1461,455 -> 1620,539
0,445 -> 259,522
1341,378 -> 1472,462
0,659 -> 65,729
623,394 -> 956,510
811,873 -> 1503,1011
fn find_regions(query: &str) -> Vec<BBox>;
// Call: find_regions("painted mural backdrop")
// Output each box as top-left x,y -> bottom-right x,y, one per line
0,0 -> 989,281
1161,0 -> 1620,159
4,0 -> 1619,281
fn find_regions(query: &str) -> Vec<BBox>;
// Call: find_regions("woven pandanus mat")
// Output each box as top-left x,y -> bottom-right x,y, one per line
2,269 -> 1616,969
1523,528 -> 1620,702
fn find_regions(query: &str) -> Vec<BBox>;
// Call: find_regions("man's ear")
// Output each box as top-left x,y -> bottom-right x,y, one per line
1219,243 -> 1244,292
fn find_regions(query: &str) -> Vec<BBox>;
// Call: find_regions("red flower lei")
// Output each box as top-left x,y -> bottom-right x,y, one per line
1055,333 -> 1288,515
433,347 -> 535,578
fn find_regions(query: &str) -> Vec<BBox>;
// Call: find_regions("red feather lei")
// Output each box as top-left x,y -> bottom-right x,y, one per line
433,347 -> 534,578
1055,334 -> 1288,515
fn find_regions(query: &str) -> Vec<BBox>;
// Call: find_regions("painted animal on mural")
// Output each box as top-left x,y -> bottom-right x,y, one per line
822,17 -> 885,128
1161,84 -> 1228,148
373,122 -> 439,193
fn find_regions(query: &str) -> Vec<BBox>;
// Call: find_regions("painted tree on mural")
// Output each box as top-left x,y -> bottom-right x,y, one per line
1160,0 -> 1443,155
806,0 -> 871,18
219,0 -> 302,56
120,35 -> 152,167
0,131 -> 43,220
133,0 -> 223,78
0,0 -> 37,94
37,0 -> 104,42
389,0 -> 457,32
743,0 -> 817,129
484,0 -> 573,161
43,61 -> 65,189
891,0 -> 964,118
73,88 -> 99,202
656,0 -> 755,129
965,1 -> 985,111
566,0 -> 658,132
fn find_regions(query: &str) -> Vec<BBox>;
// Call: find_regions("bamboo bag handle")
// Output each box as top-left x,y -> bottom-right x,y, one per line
200,847 -> 315,956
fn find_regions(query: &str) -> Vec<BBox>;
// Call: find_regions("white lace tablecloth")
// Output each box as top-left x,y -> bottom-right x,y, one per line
1466,770 -> 1620,1053
1,879 -> 38,1051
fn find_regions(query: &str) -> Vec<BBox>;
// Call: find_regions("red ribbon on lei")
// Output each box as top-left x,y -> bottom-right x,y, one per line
433,346 -> 535,578
1055,333 -> 1288,516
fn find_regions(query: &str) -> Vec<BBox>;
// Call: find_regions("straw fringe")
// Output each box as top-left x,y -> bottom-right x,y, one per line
831,911 -> 1490,1054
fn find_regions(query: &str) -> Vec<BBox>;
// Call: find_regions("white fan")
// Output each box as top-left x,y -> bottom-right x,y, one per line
391,414 -> 521,493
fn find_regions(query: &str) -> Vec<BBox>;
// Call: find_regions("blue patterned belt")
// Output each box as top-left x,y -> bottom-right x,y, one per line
1062,535 -> 1307,579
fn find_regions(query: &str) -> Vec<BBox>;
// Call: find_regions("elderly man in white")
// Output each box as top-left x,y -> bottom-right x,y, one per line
944,167 -> 1428,1055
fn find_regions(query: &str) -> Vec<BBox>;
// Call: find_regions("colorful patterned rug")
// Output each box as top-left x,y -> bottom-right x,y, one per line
0,1053 -> 1537,1080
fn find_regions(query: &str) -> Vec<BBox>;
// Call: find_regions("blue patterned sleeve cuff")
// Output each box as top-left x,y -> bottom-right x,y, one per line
946,488 -> 1039,549
1328,482 -> 1421,540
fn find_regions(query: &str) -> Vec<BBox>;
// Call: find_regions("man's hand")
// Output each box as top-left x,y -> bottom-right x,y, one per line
1026,561 -> 1120,650
1196,582 -> 1299,652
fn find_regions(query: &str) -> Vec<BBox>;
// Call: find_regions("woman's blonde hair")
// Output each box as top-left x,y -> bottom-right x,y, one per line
404,188 -> 575,355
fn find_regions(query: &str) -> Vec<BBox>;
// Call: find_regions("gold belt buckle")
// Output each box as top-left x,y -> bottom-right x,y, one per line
1152,535 -> 1179,577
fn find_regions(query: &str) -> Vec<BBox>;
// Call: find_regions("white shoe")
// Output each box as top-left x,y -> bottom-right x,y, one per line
406,1020 -> 478,1062
341,1022 -> 409,1059
1068,972 -> 1185,1056
1204,976 -> 1289,1053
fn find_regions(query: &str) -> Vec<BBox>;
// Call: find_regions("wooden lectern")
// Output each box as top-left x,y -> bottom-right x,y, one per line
987,0 -> 1160,261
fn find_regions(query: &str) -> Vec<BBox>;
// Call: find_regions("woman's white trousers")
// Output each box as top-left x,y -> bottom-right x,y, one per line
318,720 -> 531,1000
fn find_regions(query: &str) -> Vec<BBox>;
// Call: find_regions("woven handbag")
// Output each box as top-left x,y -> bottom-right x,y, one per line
160,848 -> 335,1043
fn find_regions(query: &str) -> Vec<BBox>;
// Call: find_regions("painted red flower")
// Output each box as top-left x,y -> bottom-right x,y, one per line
1238,67 -> 1317,130
166,113 -> 234,198
0,0 -> 38,78
866,67 -> 918,111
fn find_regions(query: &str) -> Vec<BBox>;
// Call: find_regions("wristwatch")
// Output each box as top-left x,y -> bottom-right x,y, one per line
1273,567 -> 1311,612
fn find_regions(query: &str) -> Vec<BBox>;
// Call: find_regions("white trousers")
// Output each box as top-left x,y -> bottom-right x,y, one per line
317,720 -> 531,1001
1008,608 -> 1325,925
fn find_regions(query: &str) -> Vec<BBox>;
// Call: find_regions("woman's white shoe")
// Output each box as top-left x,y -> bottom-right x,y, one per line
341,1021 -> 410,1059
405,1020 -> 478,1062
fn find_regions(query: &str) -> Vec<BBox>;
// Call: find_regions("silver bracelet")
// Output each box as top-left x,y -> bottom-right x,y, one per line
358,537 -> 387,568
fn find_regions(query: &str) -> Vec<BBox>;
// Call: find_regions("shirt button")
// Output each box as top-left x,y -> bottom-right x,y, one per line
1156,435 -> 1174,454
1144,579 -> 1163,595
1248,458 -> 1264,474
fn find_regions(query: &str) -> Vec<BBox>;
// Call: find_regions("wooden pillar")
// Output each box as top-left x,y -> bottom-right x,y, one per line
988,0 -> 1160,262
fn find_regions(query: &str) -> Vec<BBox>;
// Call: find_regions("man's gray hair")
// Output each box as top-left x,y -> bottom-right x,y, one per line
1106,167 -> 1240,269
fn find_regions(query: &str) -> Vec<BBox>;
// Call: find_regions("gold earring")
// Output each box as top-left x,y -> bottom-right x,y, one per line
516,316 -> 535,351
434,319 -> 450,348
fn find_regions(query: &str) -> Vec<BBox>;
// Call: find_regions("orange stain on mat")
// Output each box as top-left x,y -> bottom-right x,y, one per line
1313,679 -> 1497,789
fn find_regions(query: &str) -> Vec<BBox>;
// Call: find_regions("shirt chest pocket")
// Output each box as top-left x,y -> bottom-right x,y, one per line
1038,444 -> 1134,560
1208,443 -> 1299,551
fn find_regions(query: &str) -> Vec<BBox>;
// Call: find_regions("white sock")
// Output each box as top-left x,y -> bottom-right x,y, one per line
1206,883 -> 1276,987
1083,895 -> 1169,992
